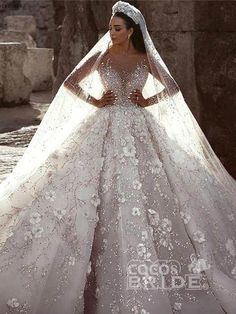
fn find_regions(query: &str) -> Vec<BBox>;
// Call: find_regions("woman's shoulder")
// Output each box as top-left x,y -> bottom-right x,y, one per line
138,52 -> 150,71
98,49 -> 149,70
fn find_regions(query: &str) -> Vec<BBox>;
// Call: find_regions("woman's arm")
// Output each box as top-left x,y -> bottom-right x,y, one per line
63,52 -> 100,106
144,55 -> 180,101
145,89 -> 169,106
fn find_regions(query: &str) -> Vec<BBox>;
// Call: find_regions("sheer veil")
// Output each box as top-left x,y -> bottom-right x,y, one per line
0,1 -> 236,312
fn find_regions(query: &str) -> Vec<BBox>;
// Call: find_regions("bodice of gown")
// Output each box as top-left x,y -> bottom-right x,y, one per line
98,53 -> 149,109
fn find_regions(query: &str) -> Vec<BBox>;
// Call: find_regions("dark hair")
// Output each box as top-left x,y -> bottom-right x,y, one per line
113,11 -> 146,54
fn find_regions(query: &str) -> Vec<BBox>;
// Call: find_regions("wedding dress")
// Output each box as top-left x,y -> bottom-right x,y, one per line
0,47 -> 234,314
0,1 -> 236,313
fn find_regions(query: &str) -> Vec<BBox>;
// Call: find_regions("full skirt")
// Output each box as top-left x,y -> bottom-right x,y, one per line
0,104 -> 236,314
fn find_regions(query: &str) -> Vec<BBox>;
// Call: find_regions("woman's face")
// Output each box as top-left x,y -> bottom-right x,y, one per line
109,16 -> 133,44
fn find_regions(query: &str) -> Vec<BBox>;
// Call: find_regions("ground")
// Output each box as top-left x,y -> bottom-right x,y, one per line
0,91 -> 52,183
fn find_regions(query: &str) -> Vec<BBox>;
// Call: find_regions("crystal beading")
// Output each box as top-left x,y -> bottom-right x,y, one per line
112,1 -> 141,25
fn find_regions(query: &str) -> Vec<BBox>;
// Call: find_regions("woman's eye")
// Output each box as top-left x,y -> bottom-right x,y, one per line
109,28 -> 121,31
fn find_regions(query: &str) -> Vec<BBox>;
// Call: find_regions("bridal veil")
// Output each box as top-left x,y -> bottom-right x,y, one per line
0,1 -> 235,312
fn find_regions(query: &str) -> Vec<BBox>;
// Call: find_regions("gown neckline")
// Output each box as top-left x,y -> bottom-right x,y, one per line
107,48 -> 146,58
100,48 -> 149,75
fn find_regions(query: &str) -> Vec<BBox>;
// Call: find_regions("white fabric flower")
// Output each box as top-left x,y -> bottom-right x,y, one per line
100,226 -> 106,234
141,230 -> 148,241
121,135 -> 134,146
7,230 -> 14,238
53,208 -> 66,220
193,230 -> 206,243
173,302 -> 182,310
24,231 -> 33,241
131,305 -> 138,314
226,239 -> 236,257
172,150 -> 187,164
148,208 -> 160,226
102,238 -> 108,250
69,256 -> 76,266
231,266 -> 236,279
91,194 -> 100,206
141,309 -> 150,314
111,304 -> 120,314
118,192 -> 126,203
180,211 -> 191,224
133,179 -> 142,190
137,243 -> 151,259
139,130 -> 147,143
151,165 -> 162,175
119,154 -> 126,164
32,226 -> 44,238
227,213 -> 234,221
120,138 -> 127,146
131,157 -> 139,165
102,183 -> 109,193
150,159 -> 162,174
132,207 -> 141,216
202,282 -> 210,290
123,143 -> 136,157
159,237 -> 170,248
142,275 -> 152,286
148,226 -> 154,240
7,298 -> 20,308
144,252 -> 151,259
160,218 -> 172,233
137,243 -> 147,256
45,190 -> 56,202
29,212 -> 41,225
188,255 -> 211,274
142,194 -> 148,202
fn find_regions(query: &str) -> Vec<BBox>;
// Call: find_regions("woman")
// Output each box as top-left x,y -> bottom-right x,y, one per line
0,1 -> 235,313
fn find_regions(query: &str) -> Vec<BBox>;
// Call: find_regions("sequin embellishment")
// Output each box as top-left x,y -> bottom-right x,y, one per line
99,56 -> 149,108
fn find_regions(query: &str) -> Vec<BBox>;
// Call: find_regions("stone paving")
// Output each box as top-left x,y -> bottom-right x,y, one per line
0,91 -> 52,183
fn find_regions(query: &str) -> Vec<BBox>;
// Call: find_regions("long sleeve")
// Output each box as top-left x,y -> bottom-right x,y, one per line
147,55 -> 180,98
146,89 -> 169,107
63,52 -> 100,104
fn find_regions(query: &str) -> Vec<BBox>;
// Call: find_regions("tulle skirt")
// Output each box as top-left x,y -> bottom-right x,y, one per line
0,104 -> 235,313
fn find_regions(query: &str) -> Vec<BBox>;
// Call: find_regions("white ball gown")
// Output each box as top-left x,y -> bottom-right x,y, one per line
0,51 -> 236,314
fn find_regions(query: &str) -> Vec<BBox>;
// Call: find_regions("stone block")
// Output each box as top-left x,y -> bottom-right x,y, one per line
0,42 -> 32,106
23,48 -> 54,91
4,15 -> 37,39
139,1 -> 195,32
0,30 -> 36,48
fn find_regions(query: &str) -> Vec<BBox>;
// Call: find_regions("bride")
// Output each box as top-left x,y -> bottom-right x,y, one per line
0,1 -> 235,313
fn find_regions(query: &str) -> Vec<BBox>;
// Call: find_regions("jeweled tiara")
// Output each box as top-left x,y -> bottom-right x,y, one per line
112,1 -> 141,25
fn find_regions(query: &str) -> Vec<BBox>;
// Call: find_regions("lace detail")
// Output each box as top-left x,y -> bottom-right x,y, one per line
99,55 -> 149,108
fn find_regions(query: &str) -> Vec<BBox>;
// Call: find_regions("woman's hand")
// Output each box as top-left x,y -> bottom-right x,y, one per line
95,90 -> 117,108
128,89 -> 149,107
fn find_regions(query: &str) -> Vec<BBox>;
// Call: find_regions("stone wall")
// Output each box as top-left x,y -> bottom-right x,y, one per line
140,1 -> 236,176
0,0 -> 65,74
0,0 -> 56,48
194,1 -> 236,176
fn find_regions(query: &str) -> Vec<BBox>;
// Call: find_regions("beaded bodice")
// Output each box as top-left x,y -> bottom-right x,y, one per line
98,52 -> 149,108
